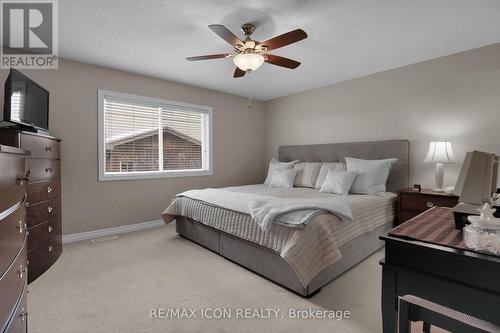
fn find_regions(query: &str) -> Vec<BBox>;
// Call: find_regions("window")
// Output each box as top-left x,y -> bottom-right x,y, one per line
98,90 -> 212,181
119,161 -> 135,172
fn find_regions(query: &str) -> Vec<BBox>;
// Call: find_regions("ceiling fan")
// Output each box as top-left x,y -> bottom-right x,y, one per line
186,23 -> 307,78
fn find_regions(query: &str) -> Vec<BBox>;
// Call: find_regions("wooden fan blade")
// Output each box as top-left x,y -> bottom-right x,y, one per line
233,67 -> 246,78
262,29 -> 307,51
186,54 -> 229,61
209,24 -> 244,47
265,54 -> 301,69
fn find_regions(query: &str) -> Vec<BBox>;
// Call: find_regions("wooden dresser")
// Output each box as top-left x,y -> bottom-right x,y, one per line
0,130 -> 62,284
398,188 -> 459,224
0,145 -> 29,333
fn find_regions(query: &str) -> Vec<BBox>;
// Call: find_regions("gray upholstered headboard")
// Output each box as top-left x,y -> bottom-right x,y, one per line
278,140 -> 410,193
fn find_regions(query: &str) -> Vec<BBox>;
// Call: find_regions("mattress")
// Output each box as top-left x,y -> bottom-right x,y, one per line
163,184 -> 396,287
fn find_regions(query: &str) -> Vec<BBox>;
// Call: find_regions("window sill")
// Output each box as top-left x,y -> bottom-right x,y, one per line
98,170 -> 213,181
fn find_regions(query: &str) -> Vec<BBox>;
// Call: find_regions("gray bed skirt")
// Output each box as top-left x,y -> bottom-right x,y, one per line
175,216 -> 393,297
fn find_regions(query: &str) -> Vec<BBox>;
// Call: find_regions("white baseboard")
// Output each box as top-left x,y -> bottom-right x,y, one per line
62,219 -> 165,244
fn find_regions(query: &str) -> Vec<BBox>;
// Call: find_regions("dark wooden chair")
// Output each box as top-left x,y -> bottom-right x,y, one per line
399,295 -> 500,333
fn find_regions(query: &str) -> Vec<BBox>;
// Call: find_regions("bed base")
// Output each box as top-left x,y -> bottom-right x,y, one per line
175,216 -> 393,297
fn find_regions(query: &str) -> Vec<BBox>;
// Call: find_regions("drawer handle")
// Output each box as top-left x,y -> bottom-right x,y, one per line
20,308 -> 28,322
45,146 -> 52,152
426,201 -> 435,208
47,185 -> 53,193
18,170 -> 31,186
48,245 -> 53,252
17,176 -> 30,186
46,167 -> 53,173
48,205 -> 53,213
18,264 -> 27,279
17,220 -> 25,234
48,225 -> 53,233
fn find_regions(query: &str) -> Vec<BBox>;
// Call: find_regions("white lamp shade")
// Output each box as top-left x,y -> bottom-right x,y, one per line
424,141 -> 455,164
233,53 -> 264,71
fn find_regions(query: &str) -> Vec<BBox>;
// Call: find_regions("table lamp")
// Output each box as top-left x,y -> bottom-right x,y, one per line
424,141 -> 455,192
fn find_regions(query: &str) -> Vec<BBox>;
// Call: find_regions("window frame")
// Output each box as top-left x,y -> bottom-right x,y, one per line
119,161 -> 136,172
98,89 -> 213,181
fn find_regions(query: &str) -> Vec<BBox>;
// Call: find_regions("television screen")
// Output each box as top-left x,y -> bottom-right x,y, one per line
3,69 -> 49,130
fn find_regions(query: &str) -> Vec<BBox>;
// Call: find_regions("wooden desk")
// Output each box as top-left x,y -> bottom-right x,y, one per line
380,207 -> 500,333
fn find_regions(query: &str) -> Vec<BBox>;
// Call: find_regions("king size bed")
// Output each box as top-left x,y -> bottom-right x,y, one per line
163,140 -> 409,297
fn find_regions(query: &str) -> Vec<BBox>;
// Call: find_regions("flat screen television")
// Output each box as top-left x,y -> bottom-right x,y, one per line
1,69 -> 49,131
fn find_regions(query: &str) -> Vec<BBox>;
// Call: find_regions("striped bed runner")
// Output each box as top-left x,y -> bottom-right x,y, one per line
389,206 -> 466,249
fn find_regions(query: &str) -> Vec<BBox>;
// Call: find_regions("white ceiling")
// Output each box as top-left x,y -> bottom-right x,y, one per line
60,0 -> 500,101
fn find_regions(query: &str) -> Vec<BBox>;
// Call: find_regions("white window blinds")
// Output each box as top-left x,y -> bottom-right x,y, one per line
104,99 -> 159,173
162,108 -> 209,171
99,90 -> 212,180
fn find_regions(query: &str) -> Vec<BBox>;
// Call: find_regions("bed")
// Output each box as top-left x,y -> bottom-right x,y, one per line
163,140 -> 409,297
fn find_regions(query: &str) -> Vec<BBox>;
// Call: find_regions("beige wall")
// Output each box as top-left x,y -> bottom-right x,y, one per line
265,43 -> 500,190
2,43 -> 500,235
0,60 -> 266,235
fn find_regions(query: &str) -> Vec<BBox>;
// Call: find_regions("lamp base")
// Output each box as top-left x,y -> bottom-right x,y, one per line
434,163 -> 444,192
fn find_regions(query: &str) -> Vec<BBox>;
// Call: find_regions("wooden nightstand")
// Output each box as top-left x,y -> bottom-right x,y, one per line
398,188 -> 459,224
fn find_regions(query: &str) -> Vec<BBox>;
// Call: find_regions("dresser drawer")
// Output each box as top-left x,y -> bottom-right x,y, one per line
0,153 -> 26,214
20,133 -> 60,159
28,215 -> 61,250
400,194 -> 458,212
2,285 -> 27,333
26,158 -> 60,182
26,197 -> 60,228
0,238 -> 27,331
28,235 -> 62,283
27,179 -> 60,204
0,203 -> 27,277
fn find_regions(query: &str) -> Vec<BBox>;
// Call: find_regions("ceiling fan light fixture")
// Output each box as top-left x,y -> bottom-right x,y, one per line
233,53 -> 264,71
188,24 -> 307,78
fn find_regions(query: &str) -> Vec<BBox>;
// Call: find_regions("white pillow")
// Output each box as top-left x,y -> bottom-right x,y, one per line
293,162 -> 322,188
264,159 -> 299,185
269,169 -> 298,189
314,162 -> 347,189
320,170 -> 358,195
345,157 -> 398,195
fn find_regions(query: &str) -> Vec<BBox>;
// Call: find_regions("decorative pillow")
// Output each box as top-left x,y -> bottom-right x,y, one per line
293,162 -> 322,188
314,162 -> 347,189
345,157 -> 398,195
269,169 -> 298,189
320,170 -> 358,195
264,159 -> 299,185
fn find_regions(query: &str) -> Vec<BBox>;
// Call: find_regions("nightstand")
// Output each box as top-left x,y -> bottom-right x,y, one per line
398,188 -> 459,224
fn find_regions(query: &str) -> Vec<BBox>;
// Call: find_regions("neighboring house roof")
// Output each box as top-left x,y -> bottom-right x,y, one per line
106,126 -> 201,149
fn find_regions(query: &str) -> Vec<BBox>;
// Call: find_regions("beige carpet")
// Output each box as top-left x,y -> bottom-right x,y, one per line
28,223 -> 446,333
